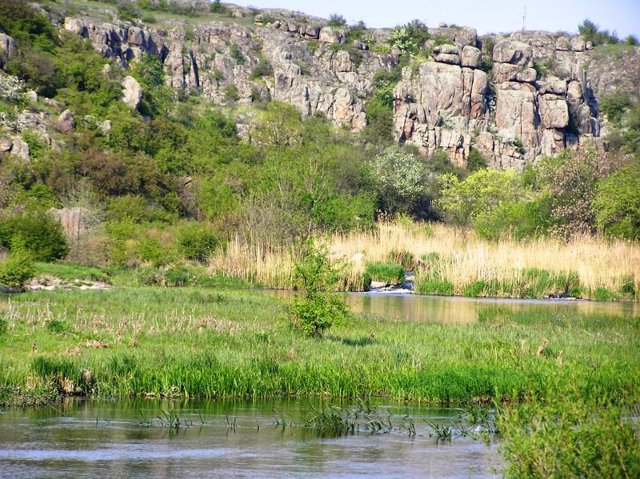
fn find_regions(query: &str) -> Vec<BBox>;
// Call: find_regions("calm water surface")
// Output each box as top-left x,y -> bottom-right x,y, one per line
268,290 -> 639,324
0,399 -> 501,478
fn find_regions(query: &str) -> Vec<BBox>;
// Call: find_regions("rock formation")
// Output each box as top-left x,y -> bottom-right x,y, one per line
11,2 -> 637,168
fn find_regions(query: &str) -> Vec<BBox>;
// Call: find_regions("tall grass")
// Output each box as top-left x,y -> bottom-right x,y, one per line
1,288 -> 638,406
209,221 -> 640,300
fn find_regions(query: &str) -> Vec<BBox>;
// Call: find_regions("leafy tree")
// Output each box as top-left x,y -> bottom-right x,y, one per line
578,19 -> 619,46
437,169 -> 523,228
594,161 -> 640,239
541,151 -> 600,237
289,239 -> 349,337
373,147 -> 429,216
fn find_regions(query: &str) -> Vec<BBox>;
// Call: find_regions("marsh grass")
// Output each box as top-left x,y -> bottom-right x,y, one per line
1,286 -> 638,476
1,287 -> 638,408
210,221 -> 639,300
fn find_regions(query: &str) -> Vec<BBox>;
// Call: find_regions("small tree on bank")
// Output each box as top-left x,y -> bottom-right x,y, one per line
289,239 -> 349,337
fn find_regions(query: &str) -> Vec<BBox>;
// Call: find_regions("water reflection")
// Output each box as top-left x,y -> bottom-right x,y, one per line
347,293 -> 639,323
0,399 -> 501,478
266,290 -> 638,324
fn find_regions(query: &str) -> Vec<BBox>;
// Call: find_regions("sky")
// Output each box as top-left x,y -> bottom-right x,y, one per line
228,0 -> 640,39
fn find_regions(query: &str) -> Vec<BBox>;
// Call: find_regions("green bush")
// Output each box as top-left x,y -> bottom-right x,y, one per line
500,396 -> 640,478
289,240 -> 349,337
177,223 -> 223,263
0,250 -> 34,289
0,211 -> 68,261
229,44 -> 245,65
594,161 -> 640,239
250,58 -> 274,79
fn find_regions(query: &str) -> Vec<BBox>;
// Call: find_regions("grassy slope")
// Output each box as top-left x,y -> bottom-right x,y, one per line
1,287 -> 638,406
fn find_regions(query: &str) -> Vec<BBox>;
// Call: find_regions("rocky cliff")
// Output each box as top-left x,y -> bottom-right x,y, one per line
30,1 -> 640,168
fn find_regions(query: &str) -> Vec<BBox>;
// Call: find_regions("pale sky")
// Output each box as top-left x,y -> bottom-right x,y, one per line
229,0 -> 640,38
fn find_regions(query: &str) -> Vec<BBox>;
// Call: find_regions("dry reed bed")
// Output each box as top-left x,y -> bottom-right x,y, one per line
209,222 -> 640,299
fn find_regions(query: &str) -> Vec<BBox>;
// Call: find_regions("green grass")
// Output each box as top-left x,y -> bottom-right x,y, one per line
364,262 -> 405,286
0,287 -> 638,406
1,286 -> 638,476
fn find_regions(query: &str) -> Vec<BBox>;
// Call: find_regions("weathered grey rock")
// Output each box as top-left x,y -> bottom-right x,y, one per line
460,46 -> 481,68
58,109 -> 75,132
0,137 -> 12,153
539,94 -> 569,129
122,76 -> 143,109
493,39 -> 533,66
494,82 -> 537,150
9,136 -> 29,162
537,76 -> 567,95
319,27 -> 346,44
433,44 -> 460,65
25,90 -> 38,104
493,63 -> 537,83
0,33 -> 17,68
555,36 -> 571,51
100,120 -> 112,133
428,26 -> 477,47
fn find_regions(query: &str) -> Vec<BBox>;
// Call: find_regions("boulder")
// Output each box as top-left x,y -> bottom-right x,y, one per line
121,76 -> 143,109
58,109 -> 76,132
493,39 -> 533,66
9,136 -> 30,162
0,33 -> 17,68
492,63 -> 537,83
460,46 -> 481,68
0,137 -> 12,153
319,27 -> 346,44
537,76 -> 567,95
494,82 -> 537,149
539,94 -> 569,129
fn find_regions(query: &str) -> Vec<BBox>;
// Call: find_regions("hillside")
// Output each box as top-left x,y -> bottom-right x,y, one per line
0,0 -> 639,283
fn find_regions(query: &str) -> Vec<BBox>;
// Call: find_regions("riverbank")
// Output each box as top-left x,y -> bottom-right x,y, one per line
1,286 -> 637,405
209,221 -> 640,301
1,286 -> 638,476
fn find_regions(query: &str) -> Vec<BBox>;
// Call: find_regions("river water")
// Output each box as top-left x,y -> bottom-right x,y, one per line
0,399 -> 501,478
1,293 -> 636,477
268,290 -> 639,324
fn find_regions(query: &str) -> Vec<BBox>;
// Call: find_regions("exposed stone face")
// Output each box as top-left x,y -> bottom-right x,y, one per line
58,109 -> 75,132
121,76 -> 143,109
9,136 -> 30,162
0,33 -> 17,68
539,94 -> 569,129
460,46 -> 481,68
55,7 -> 639,168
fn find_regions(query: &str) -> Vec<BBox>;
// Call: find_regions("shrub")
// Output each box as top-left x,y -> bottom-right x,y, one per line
594,161 -> 640,239
289,240 -> 349,337
229,44 -> 245,65
177,223 -> 223,263
0,249 -> 34,289
415,272 -> 454,295
250,58 -> 274,79
224,84 -> 239,102
0,211 -> 68,261
327,14 -> 347,27
600,91 -> 631,125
